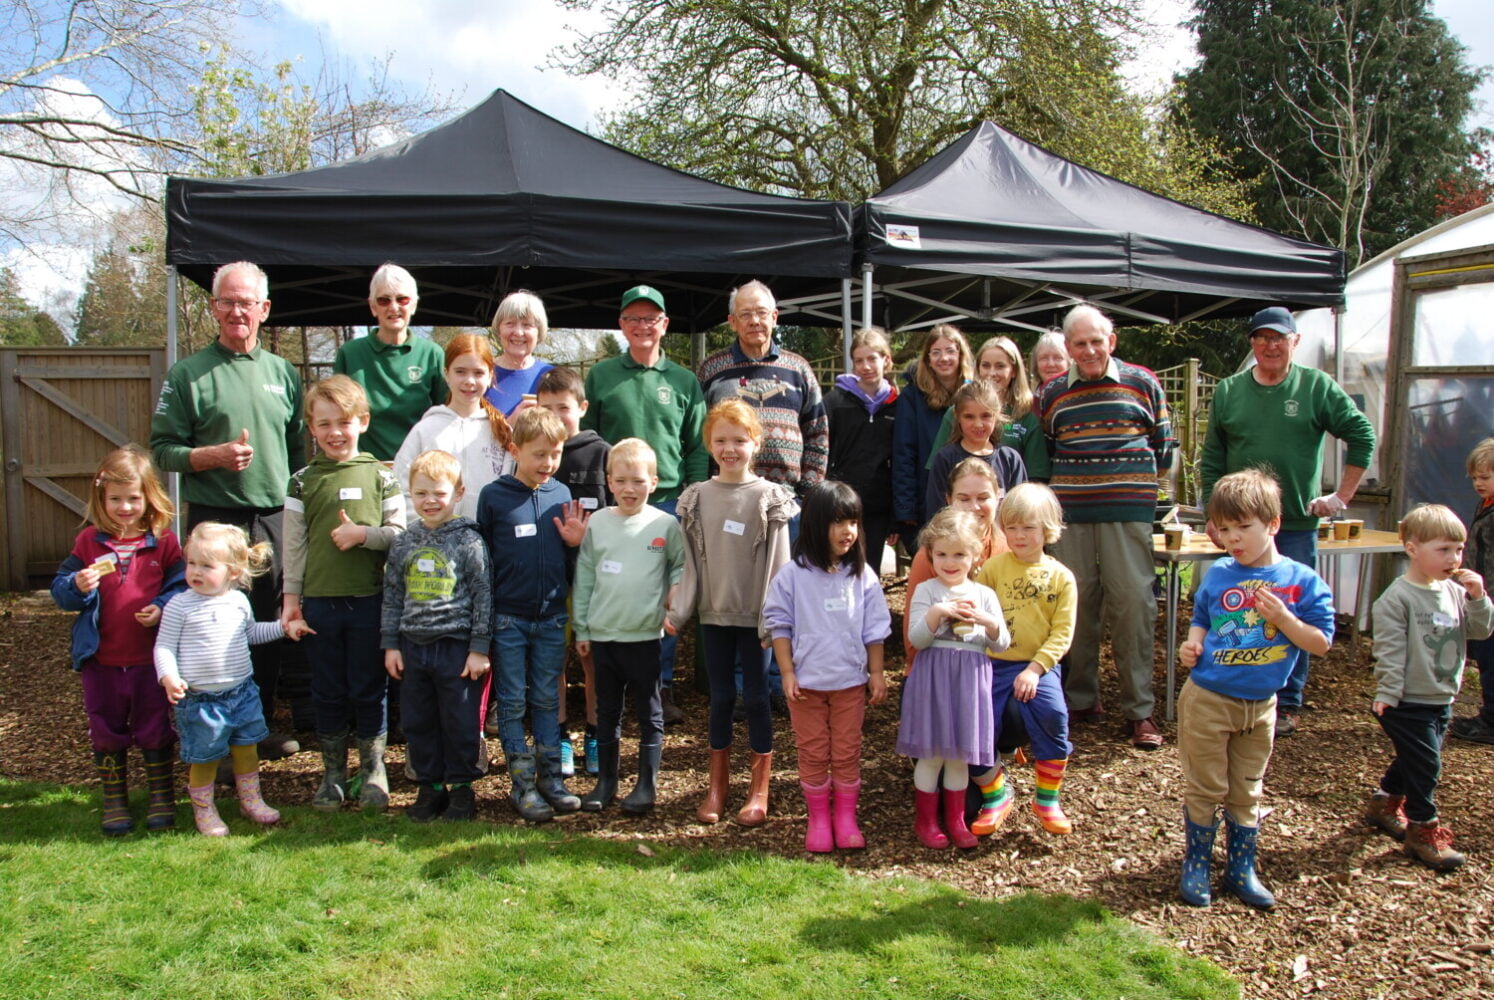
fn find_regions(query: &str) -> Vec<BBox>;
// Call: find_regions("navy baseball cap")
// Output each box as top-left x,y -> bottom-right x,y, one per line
1248,306 -> 1296,336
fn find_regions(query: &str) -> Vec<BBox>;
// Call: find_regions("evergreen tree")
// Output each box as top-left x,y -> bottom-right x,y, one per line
1177,0 -> 1485,266
0,268 -> 67,346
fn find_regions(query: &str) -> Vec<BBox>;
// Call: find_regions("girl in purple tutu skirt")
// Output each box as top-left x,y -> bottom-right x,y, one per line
897,507 -> 1010,849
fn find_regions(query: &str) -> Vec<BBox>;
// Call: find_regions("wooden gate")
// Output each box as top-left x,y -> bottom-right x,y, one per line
0,347 -> 165,590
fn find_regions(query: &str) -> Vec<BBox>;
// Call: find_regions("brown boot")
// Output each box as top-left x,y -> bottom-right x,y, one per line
696,748 -> 730,824
1364,791 -> 1408,841
1404,818 -> 1465,871
736,751 -> 772,827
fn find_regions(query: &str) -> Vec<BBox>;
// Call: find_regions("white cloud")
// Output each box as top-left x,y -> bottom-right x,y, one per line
274,0 -> 629,129
0,76 -> 153,318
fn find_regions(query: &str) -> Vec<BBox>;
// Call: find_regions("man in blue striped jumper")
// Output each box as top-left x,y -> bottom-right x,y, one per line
1038,305 -> 1175,750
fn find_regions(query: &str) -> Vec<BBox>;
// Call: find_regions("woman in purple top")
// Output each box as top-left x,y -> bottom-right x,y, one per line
485,290 -> 554,417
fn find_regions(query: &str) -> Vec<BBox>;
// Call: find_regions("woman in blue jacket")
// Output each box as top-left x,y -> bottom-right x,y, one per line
891,324 -> 972,548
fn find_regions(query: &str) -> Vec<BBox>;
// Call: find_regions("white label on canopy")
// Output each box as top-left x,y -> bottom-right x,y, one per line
886,224 -> 921,249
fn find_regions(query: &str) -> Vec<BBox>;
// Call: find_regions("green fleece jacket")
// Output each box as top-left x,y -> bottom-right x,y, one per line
581,353 -> 707,502
283,454 -> 405,598
332,334 -> 447,461
1201,364 -> 1375,531
150,341 -> 306,509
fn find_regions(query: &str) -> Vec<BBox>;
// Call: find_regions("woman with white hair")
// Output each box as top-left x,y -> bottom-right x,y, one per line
485,290 -> 554,417
332,264 -> 447,461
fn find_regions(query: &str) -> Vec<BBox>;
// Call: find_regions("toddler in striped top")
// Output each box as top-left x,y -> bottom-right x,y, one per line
155,522 -> 313,836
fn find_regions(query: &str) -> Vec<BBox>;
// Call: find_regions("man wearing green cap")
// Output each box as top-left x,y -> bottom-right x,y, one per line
582,285 -> 708,722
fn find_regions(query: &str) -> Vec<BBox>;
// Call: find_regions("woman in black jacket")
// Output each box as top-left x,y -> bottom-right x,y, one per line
826,327 -> 899,574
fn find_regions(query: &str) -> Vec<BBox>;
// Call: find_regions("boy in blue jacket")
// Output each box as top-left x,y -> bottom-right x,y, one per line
477,407 -> 589,822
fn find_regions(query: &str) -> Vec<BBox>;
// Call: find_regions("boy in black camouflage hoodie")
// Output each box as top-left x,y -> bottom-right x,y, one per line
382,450 -> 494,820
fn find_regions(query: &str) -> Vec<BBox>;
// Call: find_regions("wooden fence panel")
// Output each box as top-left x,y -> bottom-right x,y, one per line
0,347 -> 165,589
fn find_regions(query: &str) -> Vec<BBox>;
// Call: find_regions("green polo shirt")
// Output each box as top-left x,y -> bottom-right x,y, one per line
582,353 -> 707,502
333,334 -> 447,460
150,341 -> 305,509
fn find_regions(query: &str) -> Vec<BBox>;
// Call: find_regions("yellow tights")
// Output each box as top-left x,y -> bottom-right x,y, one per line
188,744 -> 259,787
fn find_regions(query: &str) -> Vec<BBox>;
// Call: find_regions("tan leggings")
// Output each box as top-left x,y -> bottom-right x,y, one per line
1177,679 -> 1275,827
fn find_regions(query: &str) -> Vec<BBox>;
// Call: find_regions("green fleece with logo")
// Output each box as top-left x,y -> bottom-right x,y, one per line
283,454 -> 405,598
150,341 -> 306,508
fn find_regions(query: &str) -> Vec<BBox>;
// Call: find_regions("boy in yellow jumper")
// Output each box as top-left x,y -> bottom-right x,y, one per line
974,483 -> 1076,835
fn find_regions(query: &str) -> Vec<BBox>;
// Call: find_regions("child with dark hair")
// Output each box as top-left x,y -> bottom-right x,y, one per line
537,365 -> 612,774
762,481 -> 892,852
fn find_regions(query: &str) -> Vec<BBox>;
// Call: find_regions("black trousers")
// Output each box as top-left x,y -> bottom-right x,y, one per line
593,639 -> 663,747
401,636 -> 488,785
1376,701 -> 1451,823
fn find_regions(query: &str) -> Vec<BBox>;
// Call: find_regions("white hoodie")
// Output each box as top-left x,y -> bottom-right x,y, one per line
392,405 -> 514,521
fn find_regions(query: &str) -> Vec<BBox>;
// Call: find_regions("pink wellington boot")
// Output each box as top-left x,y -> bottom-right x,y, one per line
801,779 -> 834,853
234,770 -> 281,825
831,779 -> 865,850
187,782 -> 229,837
914,788 -> 949,849
942,787 -> 979,849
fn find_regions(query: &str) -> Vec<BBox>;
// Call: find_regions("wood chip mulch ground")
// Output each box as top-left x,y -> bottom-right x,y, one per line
3,581 -> 1493,1000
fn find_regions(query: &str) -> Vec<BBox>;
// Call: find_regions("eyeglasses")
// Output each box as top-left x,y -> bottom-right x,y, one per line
733,308 -> 775,322
213,298 -> 263,313
375,295 -> 413,307
621,314 -> 665,327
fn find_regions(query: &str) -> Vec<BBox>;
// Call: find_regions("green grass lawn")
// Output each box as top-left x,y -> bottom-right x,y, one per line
0,779 -> 1237,1000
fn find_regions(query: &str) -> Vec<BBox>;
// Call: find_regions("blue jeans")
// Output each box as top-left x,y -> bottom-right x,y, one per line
1274,529 -> 1318,710
303,594 -> 386,739
1376,702 -> 1451,823
991,660 -> 1072,760
491,612 -> 567,758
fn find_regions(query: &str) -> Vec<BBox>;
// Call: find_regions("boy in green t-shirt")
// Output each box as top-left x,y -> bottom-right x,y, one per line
281,376 -> 406,812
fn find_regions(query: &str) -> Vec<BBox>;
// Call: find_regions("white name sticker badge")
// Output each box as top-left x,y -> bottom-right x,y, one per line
339,487 -> 364,501
823,596 -> 848,612
601,560 -> 623,575
416,558 -> 435,573
723,519 -> 746,536
515,523 -> 538,538
580,497 -> 599,510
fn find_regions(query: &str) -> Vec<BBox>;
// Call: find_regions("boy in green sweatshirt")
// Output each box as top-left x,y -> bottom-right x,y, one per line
281,376 -> 405,811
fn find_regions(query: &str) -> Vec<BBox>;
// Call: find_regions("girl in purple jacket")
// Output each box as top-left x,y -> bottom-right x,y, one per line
51,445 -> 185,835
762,481 -> 892,852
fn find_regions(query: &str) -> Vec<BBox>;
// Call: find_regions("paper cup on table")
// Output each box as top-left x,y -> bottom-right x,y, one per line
1332,520 -> 1352,541
1316,520 -> 1331,540
1164,524 -> 1188,551
1344,518 -> 1364,540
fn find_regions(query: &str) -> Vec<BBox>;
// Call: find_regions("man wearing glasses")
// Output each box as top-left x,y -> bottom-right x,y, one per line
1200,306 -> 1375,738
582,285 -> 708,722
697,280 -> 828,505
151,260 -> 307,758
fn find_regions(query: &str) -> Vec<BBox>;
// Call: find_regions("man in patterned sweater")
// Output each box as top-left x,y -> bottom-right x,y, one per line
1039,305 -> 1175,750
698,280 -> 828,513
